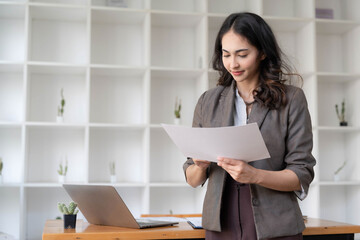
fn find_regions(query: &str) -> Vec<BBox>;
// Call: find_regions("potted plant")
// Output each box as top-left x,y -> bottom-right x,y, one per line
174,97 -> 181,125
335,100 -> 347,126
57,157 -> 68,183
334,159 -> 347,182
109,161 -> 116,183
0,157 -> 3,184
57,88 -> 65,123
58,201 -> 79,229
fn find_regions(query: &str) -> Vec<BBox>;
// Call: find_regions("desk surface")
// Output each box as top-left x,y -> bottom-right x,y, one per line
42,218 -> 360,240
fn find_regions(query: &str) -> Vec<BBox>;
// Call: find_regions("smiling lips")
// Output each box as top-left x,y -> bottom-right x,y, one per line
231,70 -> 244,76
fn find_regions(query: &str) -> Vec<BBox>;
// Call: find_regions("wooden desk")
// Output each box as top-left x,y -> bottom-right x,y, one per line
43,218 -> 360,240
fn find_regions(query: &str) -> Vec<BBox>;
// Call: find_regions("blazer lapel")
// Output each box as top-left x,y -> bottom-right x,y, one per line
220,81 -> 236,127
247,101 -> 270,129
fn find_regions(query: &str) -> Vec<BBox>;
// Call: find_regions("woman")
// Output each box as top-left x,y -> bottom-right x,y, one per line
183,12 -> 316,240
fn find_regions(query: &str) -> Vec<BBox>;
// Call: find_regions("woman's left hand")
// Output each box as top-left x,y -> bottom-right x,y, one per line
217,157 -> 259,184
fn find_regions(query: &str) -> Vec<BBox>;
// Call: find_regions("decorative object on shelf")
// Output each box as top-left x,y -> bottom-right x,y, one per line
57,157 -> 68,183
315,8 -> 334,19
57,88 -> 65,123
58,201 -> 79,229
174,97 -> 182,125
107,0 -> 127,8
335,100 -> 348,126
333,159 -> 347,182
109,161 -> 116,183
0,157 -> 3,184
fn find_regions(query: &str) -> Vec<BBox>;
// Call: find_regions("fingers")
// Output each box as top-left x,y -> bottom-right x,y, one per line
193,158 -> 211,169
217,157 -> 244,167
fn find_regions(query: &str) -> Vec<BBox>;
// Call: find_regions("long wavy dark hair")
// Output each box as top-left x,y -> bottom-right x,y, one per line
212,12 -> 301,109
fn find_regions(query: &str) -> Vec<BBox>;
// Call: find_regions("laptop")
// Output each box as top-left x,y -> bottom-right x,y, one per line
63,184 -> 179,229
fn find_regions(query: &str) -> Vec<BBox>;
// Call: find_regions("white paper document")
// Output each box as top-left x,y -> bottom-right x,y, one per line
162,123 -> 270,163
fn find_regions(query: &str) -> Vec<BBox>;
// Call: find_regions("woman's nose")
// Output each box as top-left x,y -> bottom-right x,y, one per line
230,57 -> 239,68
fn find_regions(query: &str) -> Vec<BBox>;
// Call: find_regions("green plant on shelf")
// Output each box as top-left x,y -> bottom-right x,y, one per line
58,201 -> 79,215
334,159 -> 347,175
58,88 -> 65,117
174,97 -> 181,119
0,157 -> 3,176
57,158 -> 68,176
335,99 -> 347,126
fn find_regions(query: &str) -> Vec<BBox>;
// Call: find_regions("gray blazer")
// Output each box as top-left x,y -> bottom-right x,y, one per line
183,81 -> 316,239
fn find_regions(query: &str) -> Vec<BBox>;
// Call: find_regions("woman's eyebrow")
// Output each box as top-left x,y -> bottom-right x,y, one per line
222,49 -> 249,53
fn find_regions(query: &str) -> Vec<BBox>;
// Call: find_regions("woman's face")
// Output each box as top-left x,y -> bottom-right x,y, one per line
221,30 -> 263,85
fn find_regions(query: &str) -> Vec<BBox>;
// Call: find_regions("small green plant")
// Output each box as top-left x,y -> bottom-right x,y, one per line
58,201 -> 79,215
58,88 -> 65,117
335,100 -> 346,123
57,158 -> 68,176
174,97 -> 181,119
109,161 -> 116,175
0,158 -> 3,175
334,159 -> 347,175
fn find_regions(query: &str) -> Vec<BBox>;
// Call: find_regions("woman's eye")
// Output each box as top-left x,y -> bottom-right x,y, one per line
223,55 -> 230,58
239,55 -> 247,58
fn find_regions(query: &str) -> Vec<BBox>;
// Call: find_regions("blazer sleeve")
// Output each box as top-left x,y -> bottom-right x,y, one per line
285,88 -> 316,200
183,92 -> 208,183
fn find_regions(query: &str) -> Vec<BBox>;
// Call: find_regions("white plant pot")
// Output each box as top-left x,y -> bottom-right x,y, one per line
333,173 -> 340,182
56,116 -> 64,123
58,175 -> 65,183
110,175 -> 117,183
0,175 -> 3,184
174,118 -> 181,125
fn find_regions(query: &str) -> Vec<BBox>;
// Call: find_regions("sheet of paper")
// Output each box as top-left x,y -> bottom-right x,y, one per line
162,123 -> 270,163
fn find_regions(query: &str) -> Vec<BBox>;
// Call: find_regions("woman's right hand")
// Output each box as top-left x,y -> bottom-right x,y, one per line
193,158 -> 211,170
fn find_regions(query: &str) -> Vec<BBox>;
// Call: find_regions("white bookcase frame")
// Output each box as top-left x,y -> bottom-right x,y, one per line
1,0 -> 360,239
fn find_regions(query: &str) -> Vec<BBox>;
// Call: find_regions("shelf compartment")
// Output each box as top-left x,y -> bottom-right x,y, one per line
27,65 -> 87,123
319,185 -> 360,224
151,13 -> 205,69
266,19 -> 315,74
150,0 -> 205,13
0,126 -> 22,184
91,0 -> 144,9
315,0 -> 360,22
318,131 -> 360,182
317,80 -> 360,127
316,24 -> 360,73
0,4 -> 25,62
149,186 -> 205,214
88,127 -> 145,183
149,128 -> 186,183
91,9 -> 146,66
29,5 -> 88,64
150,69 -> 206,125
0,64 -> 24,122
207,16 -> 226,67
263,0 -> 313,18
208,0 -> 261,15
26,126 -> 86,183
90,67 -> 146,124
0,187 -> 20,240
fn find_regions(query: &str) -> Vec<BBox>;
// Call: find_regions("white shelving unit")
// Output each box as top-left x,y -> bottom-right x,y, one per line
1,0 -> 360,239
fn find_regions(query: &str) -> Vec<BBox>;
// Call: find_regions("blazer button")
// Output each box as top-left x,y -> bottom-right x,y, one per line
252,198 -> 259,206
